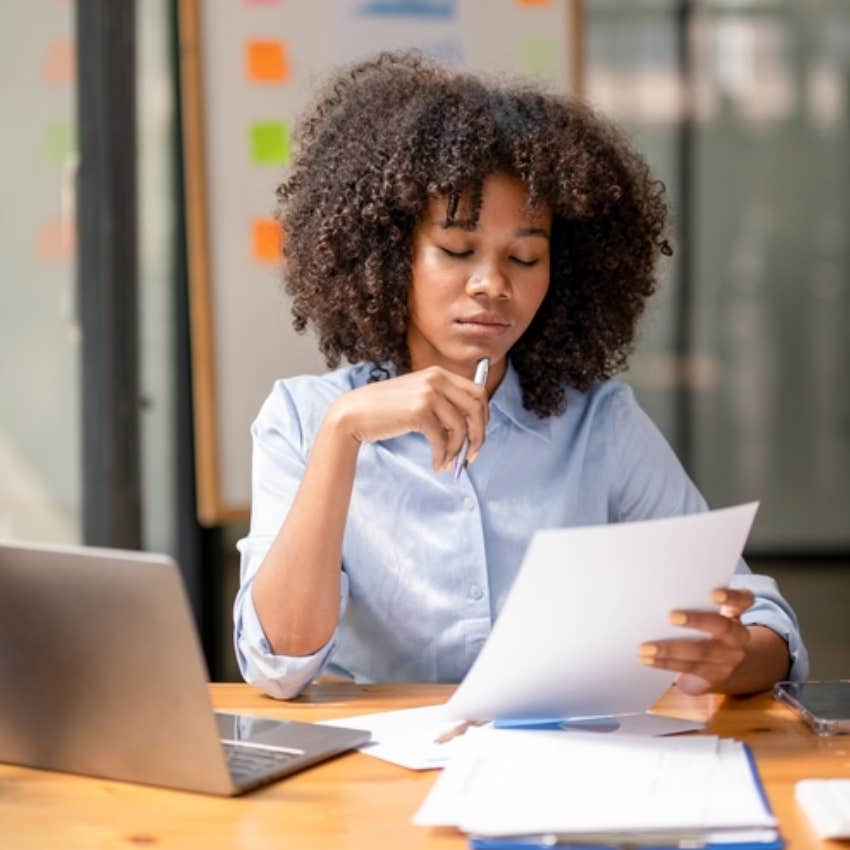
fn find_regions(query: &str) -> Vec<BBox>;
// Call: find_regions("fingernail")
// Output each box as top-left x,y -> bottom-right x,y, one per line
638,643 -> 658,657
638,654 -> 656,666
669,611 -> 687,626
711,590 -> 728,604
467,451 -> 478,464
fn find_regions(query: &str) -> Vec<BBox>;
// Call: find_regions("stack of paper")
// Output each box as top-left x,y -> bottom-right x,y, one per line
414,729 -> 779,847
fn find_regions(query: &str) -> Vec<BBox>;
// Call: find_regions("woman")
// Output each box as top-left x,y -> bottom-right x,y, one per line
234,52 -> 807,700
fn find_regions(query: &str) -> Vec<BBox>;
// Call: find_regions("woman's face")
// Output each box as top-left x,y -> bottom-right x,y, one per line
406,172 -> 551,385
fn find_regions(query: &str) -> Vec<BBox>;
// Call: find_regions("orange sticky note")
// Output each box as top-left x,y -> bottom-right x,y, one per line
246,40 -> 289,82
252,219 -> 284,262
35,217 -> 75,264
43,40 -> 75,84
514,0 -> 552,5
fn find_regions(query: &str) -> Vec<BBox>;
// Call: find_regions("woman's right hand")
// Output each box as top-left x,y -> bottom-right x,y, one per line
326,366 -> 490,472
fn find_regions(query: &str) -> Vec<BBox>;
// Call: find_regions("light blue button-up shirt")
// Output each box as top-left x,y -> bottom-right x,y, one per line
235,361 -> 808,699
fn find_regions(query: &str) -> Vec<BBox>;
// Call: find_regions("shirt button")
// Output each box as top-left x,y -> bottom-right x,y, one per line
469,584 -> 484,601
463,497 -> 475,511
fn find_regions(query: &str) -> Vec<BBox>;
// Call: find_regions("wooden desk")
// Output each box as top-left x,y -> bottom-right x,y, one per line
2,683 -> 848,849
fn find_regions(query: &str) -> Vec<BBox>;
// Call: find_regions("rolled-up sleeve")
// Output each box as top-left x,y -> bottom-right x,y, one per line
234,559 -> 349,700
233,381 -> 348,699
731,566 -> 809,682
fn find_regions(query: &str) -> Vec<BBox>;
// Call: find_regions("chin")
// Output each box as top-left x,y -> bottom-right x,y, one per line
447,343 -> 506,370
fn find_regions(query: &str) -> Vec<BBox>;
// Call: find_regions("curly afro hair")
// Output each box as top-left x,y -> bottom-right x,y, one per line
277,51 -> 671,417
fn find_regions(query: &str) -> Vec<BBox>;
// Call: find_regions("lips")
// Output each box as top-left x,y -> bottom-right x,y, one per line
456,312 -> 510,327
455,313 -> 512,337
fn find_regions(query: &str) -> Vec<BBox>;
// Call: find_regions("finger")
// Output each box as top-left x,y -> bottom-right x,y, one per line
417,368 -> 489,461
439,373 -> 488,422
437,380 -> 488,462
420,368 -> 488,423
669,609 -> 751,647
640,655 -> 737,685
418,411 -> 452,471
638,638 -> 746,668
430,396 -> 470,466
410,375 -> 467,468
711,587 -> 755,618
639,641 -> 742,679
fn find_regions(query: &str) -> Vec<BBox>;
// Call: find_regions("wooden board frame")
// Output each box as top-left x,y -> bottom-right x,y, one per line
178,0 -> 245,525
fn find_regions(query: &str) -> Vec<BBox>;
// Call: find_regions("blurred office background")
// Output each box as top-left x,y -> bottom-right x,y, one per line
0,1 -> 847,681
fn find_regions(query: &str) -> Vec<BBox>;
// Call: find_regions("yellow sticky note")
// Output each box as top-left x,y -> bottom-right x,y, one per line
246,40 -> 289,82
516,37 -> 557,79
252,219 -> 284,262
42,123 -> 76,165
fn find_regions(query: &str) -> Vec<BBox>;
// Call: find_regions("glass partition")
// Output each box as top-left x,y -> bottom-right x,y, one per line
586,0 -> 850,551
0,2 -> 81,542
138,0 -> 179,556
689,1 -> 850,549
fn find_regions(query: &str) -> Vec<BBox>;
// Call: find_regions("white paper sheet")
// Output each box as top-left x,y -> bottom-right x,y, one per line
414,729 -> 718,829
320,704 -> 459,770
321,705 -> 703,770
414,728 -> 777,837
446,503 -> 759,721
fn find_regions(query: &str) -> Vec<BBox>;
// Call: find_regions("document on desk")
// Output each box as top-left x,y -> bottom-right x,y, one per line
321,705 -> 462,770
414,728 -> 778,842
321,705 -> 704,770
446,503 -> 759,722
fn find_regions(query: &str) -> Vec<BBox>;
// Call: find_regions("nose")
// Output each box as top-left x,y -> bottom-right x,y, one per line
467,260 -> 511,299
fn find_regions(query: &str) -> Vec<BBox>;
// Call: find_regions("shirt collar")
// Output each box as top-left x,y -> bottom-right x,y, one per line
489,359 -> 553,443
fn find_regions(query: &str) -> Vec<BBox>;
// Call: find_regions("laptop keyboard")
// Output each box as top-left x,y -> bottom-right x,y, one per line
222,742 -> 302,785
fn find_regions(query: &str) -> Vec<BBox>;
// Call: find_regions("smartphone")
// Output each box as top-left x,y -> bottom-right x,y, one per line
773,680 -> 850,736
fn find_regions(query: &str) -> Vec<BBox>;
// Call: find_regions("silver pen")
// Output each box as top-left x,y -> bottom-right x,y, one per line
453,357 -> 489,480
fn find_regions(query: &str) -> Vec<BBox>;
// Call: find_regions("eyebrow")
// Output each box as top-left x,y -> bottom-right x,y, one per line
515,226 -> 550,239
433,221 -> 550,239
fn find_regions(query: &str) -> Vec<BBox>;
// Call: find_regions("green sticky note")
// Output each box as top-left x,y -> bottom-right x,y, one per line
516,37 -> 557,79
42,122 -> 76,165
249,121 -> 290,165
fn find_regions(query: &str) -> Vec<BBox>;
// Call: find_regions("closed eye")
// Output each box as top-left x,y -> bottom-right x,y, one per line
511,256 -> 539,267
440,247 -> 473,259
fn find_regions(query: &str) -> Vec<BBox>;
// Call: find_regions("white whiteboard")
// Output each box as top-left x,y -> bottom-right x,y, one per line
179,0 -> 579,524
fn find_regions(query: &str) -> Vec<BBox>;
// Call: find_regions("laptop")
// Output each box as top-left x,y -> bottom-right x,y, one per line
0,540 -> 370,795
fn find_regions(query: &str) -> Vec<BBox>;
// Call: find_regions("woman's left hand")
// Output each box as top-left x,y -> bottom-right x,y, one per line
638,587 -> 754,695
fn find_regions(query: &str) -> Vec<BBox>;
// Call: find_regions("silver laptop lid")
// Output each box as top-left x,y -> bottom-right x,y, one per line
0,541 -> 234,795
